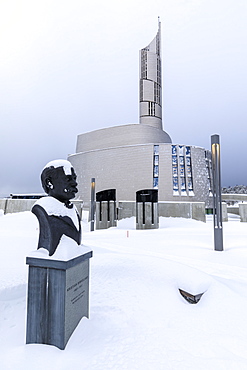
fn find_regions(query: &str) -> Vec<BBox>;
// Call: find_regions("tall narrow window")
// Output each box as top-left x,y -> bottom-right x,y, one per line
141,49 -> 148,79
172,145 -> 194,196
149,102 -> 155,116
140,80 -> 143,102
154,82 -> 161,105
179,151 -> 186,196
156,34 -> 160,57
172,145 -> 179,195
185,146 -> 194,195
153,145 -> 159,189
157,58 -> 161,86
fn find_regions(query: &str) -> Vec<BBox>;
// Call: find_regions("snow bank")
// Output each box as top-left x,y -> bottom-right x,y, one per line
0,213 -> 247,369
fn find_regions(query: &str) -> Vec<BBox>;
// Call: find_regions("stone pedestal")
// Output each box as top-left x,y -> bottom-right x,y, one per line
26,249 -> 92,350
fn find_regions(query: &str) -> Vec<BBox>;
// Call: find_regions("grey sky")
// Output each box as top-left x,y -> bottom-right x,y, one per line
1,0 -> 247,197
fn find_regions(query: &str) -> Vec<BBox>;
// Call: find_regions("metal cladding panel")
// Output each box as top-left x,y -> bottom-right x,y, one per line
140,102 -> 149,116
75,124 -> 172,153
147,53 -> 158,82
139,116 -> 162,129
155,104 -> 162,119
142,79 -> 154,101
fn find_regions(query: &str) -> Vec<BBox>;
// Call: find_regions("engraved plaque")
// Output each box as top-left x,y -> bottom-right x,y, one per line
65,260 -> 89,344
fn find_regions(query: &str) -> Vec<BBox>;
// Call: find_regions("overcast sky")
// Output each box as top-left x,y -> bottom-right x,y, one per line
1,0 -> 247,196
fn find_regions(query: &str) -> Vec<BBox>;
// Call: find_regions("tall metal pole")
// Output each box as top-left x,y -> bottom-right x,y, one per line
211,134 -> 223,251
90,178 -> 95,232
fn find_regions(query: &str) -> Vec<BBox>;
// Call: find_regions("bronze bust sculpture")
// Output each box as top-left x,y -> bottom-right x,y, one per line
32,160 -> 81,256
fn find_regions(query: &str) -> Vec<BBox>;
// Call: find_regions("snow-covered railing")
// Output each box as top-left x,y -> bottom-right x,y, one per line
222,194 -> 247,202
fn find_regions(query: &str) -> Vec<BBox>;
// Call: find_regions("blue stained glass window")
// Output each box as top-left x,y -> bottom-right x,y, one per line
172,144 -> 194,195
153,145 -> 159,189
180,177 -> 186,190
172,145 -> 177,155
186,157 -> 191,166
185,146 -> 191,156
154,155 -> 159,165
188,179 -> 193,190
154,165 -> 159,177
172,155 -> 177,165
173,178 -> 178,190
154,145 -> 159,155
173,166 -> 178,176
153,178 -> 159,188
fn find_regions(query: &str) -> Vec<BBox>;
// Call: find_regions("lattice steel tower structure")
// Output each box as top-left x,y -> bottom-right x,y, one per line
139,21 -> 162,130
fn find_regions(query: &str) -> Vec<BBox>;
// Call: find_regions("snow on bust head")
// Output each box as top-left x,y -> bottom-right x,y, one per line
43,159 -> 73,176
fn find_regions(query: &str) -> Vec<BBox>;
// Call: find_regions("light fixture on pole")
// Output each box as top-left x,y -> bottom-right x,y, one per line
90,178 -> 95,232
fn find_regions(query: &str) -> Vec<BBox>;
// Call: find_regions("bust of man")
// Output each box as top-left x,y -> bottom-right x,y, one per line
32,160 -> 81,256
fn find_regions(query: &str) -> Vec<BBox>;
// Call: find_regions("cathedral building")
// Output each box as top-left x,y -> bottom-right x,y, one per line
68,22 -> 213,210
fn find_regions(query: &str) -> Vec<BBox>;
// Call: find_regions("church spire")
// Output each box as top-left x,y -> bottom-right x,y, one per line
139,21 -> 162,130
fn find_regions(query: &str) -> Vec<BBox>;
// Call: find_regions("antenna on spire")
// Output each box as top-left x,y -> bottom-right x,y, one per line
158,16 -> 160,25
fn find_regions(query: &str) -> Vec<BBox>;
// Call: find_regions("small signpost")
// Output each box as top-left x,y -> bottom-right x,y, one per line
211,134 -> 223,251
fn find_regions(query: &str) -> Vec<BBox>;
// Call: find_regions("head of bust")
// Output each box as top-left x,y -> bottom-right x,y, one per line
41,160 -> 78,207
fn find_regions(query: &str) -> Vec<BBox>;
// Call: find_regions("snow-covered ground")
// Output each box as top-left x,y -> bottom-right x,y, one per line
0,211 -> 247,369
